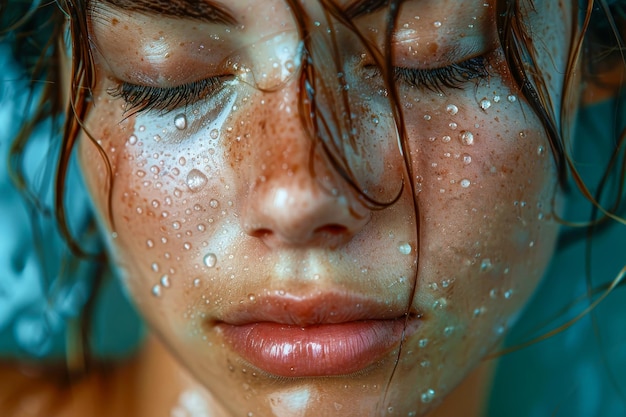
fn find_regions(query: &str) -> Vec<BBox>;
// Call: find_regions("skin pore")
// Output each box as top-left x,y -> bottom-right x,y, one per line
75,0 -> 574,416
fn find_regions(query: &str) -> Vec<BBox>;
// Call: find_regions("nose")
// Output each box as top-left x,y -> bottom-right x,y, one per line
240,92 -> 371,248
243,168 -> 371,248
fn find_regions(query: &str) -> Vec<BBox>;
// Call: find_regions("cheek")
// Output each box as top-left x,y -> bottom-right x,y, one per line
78,88 -> 235,321
399,78 -> 560,371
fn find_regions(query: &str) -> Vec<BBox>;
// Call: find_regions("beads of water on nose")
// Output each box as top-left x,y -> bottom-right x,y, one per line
204,253 -> 217,268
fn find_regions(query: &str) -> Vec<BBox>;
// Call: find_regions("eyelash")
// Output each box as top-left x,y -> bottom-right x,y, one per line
393,56 -> 489,92
107,76 -> 232,114
108,56 -> 489,115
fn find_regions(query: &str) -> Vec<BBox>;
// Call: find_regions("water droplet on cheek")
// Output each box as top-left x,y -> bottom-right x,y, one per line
446,104 -> 459,115
480,258 -> 493,271
480,99 -> 492,110
209,199 -> 219,209
460,131 -> 474,146
203,253 -> 217,268
398,243 -> 412,255
186,169 -> 208,192
152,284 -> 162,297
174,113 -> 188,130
128,135 -> 138,145
209,129 -> 220,139
460,179 -> 471,188
420,389 -> 436,403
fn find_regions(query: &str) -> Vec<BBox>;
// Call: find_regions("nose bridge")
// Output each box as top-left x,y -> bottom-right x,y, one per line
242,30 -> 303,92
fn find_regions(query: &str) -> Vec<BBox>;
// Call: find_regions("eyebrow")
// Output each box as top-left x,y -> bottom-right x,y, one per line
99,0 -> 237,25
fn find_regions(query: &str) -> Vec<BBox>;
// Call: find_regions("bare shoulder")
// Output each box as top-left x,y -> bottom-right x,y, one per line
0,361 -> 135,417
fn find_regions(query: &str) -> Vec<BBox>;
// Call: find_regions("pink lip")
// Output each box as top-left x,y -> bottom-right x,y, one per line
214,293 -> 421,377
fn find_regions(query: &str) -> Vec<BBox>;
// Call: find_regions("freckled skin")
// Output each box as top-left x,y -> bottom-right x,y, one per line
80,0 -> 574,416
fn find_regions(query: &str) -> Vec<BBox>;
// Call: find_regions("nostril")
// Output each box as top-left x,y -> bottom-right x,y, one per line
314,224 -> 349,236
250,228 -> 273,239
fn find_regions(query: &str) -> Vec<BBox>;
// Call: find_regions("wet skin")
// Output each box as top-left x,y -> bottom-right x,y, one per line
80,0 -> 574,415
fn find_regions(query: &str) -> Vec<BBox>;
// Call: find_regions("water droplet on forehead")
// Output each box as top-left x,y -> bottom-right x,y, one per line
204,253 -> 217,268
186,169 -> 208,192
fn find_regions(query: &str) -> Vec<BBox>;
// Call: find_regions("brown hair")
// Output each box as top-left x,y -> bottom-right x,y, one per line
1,0 -> 625,401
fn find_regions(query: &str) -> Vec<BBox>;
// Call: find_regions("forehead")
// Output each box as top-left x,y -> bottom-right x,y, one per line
95,0 -> 495,25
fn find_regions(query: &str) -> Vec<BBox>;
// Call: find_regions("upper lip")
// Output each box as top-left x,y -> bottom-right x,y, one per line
214,291 -> 416,327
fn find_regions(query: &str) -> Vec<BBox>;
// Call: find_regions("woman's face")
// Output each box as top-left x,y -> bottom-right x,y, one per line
80,0 -> 572,415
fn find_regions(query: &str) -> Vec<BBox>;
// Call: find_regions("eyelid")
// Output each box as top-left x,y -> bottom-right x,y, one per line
107,75 -> 235,114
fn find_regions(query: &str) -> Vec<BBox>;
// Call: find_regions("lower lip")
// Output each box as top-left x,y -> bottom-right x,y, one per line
217,319 -> 417,377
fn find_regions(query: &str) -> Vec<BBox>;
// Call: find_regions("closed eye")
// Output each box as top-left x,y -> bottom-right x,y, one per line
393,56 -> 490,92
107,75 -> 235,115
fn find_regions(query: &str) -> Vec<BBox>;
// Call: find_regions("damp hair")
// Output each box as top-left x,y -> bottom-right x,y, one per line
1,0 -> 626,398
